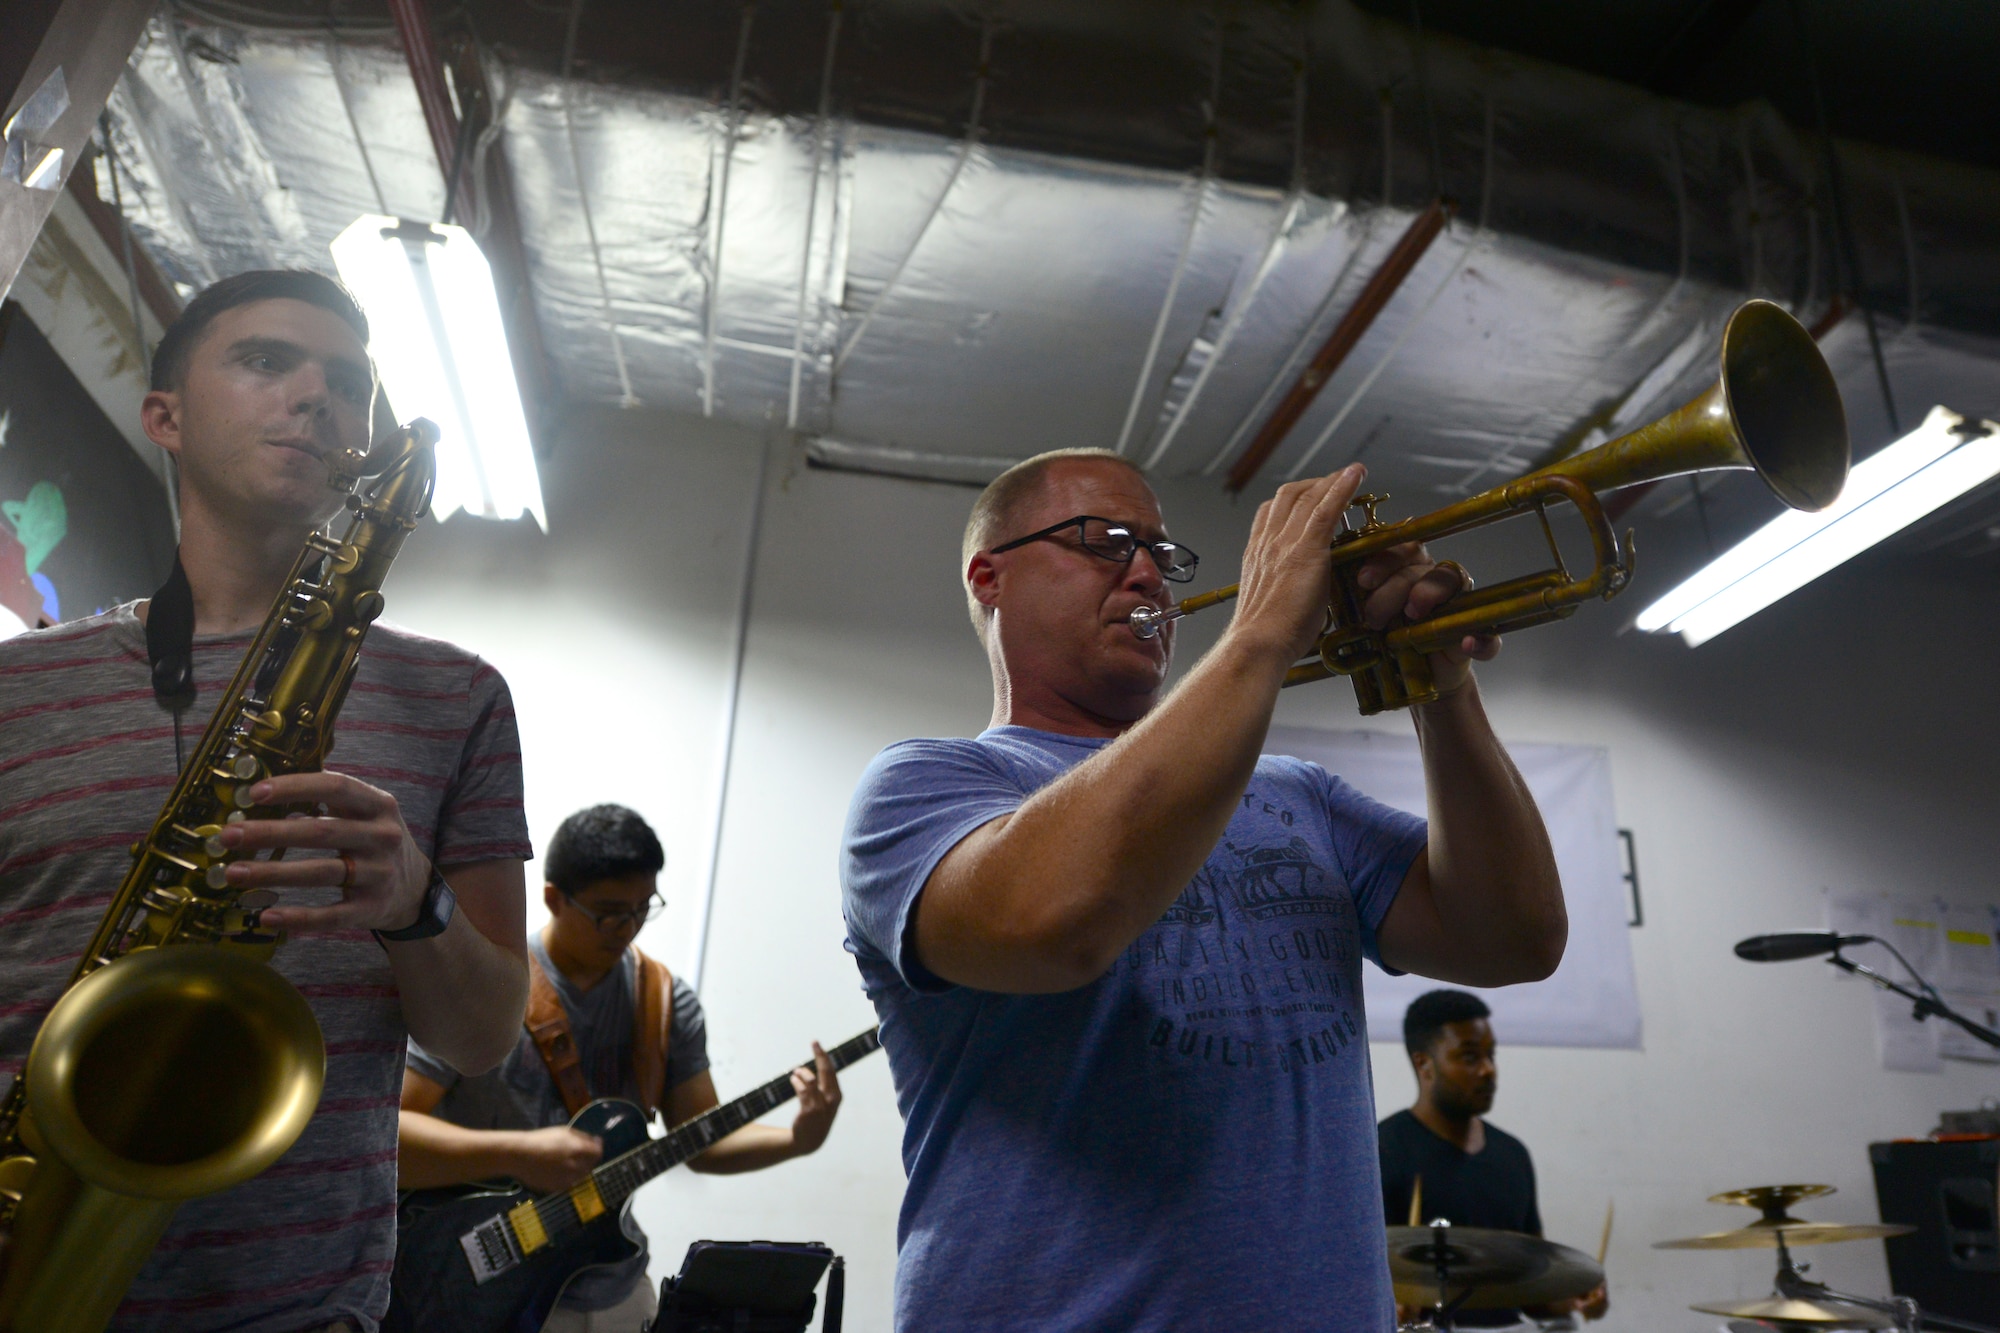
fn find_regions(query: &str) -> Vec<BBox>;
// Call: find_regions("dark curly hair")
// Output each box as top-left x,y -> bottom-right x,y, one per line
544,804 -> 666,897
1402,989 -> 1491,1055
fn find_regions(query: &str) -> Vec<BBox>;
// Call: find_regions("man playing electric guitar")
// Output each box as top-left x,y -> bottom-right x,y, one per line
398,804 -> 844,1332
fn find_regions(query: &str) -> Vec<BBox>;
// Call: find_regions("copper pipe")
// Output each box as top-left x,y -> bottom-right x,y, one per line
386,0 -> 460,185
1225,197 -> 1453,493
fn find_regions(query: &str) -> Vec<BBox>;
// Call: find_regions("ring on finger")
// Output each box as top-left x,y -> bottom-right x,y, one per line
338,854 -> 357,890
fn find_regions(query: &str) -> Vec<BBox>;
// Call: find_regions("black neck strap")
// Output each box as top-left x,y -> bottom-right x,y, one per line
147,553 -> 196,711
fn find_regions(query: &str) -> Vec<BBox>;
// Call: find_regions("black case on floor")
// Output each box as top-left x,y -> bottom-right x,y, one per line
1869,1139 -> 2000,1322
649,1240 -> 834,1333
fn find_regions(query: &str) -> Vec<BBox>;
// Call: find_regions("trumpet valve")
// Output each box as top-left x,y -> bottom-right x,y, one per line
1346,493 -> 1391,531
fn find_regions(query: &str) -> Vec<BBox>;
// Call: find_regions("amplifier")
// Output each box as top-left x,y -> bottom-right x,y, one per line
1869,1139 -> 2000,1322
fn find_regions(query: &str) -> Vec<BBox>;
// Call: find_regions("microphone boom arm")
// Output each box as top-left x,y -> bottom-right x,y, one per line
1827,948 -> 2000,1051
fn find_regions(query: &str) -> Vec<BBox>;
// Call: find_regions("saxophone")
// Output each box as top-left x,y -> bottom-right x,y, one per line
0,420 -> 439,1333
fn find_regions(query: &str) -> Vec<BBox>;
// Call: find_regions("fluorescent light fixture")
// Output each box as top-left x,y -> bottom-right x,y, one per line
1637,407 -> 2000,646
330,216 -> 547,529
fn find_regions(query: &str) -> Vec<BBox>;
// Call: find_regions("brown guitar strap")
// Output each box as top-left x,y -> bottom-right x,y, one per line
631,947 -> 675,1120
524,953 -> 593,1117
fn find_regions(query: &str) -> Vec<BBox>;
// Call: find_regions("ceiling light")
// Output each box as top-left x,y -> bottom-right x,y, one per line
1636,407 -> 2000,646
330,216 -> 547,529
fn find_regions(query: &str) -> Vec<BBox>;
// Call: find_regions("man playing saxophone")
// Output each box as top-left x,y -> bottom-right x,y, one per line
0,271 -> 531,1331
841,448 -> 1568,1330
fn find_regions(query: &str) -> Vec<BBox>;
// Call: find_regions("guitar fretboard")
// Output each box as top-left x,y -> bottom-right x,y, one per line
525,1028 -> 881,1245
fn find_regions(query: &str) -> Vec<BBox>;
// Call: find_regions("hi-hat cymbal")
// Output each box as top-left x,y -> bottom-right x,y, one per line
1711,1184 -> 1838,1213
1655,1220 -> 1915,1250
1693,1295 -> 1895,1327
1386,1226 -> 1604,1310
1656,1181 -> 1914,1249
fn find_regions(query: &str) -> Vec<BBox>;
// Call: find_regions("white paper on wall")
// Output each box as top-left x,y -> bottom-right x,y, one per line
1941,904 -> 2000,994
1827,896 -> 1942,1073
1264,726 -> 1641,1050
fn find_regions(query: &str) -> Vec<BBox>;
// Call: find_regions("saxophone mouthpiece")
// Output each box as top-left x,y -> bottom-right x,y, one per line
323,445 -> 370,492
349,418 -> 440,482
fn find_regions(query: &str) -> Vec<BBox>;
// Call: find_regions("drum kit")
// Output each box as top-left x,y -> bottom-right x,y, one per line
1390,1182 -> 1995,1333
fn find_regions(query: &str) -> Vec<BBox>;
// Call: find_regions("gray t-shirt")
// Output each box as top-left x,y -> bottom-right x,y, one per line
0,605 -> 531,1332
407,932 -> 708,1308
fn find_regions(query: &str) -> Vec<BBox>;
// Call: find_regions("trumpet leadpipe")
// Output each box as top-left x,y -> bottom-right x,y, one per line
1127,586 -> 1241,639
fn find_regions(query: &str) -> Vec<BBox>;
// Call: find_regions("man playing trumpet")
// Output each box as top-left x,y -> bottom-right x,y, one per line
841,449 -> 1567,1330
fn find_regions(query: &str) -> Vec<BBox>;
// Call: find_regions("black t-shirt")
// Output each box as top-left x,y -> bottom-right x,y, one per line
1378,1109 -> 1542,1326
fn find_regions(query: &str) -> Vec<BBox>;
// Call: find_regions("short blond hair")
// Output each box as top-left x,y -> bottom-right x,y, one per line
960,449 -> 1147,638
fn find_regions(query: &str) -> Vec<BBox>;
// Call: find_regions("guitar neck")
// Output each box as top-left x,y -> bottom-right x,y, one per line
591,1027 -> 880,1210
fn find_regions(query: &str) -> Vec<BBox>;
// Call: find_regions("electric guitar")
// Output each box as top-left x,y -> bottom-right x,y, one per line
383,1027 -> 882,1333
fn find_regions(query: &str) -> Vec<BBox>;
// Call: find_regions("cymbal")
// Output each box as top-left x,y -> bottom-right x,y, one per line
1656,1182 -> 1914,1249
1655,1220 -> 1915,1250
1386,1226 -> 1604,1310
1693,1295 -> 1895,1327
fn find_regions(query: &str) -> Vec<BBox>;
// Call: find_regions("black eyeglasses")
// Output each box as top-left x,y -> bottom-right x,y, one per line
567,891 -> 666,934
989,515 -> 1200,583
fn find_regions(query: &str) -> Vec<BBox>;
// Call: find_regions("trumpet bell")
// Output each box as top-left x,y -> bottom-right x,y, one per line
1539,299 -> 1849,514
1718,299 -> 1849,512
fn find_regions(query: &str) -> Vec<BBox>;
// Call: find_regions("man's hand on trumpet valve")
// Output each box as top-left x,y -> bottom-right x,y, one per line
1352,538 -> 1501,698
1228,463 -> 1499,696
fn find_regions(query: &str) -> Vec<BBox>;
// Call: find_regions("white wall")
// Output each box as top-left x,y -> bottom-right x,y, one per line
384,404 -> 2000,1331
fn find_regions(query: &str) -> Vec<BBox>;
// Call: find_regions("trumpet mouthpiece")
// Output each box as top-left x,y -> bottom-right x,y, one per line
1129,605 -> 1175,639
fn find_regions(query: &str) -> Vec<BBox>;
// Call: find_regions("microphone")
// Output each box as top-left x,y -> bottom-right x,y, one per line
1734,931 -> 1875,962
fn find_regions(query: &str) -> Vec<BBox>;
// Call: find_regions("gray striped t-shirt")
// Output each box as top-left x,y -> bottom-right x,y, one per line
0,604 -> 531,1332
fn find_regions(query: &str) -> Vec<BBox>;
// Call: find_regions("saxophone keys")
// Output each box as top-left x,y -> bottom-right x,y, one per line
0,1153 -> 37,1206
293,599 -> 334,632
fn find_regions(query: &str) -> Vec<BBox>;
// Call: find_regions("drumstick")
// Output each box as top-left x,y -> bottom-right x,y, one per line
1596,1199 -> 1614,1265
1409,1175 -> 1423,1227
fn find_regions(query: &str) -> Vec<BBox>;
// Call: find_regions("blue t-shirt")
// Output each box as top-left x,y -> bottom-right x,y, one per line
841,725 -> 1429,1332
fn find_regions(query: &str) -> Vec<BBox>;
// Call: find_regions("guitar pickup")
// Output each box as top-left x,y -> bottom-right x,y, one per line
460,1216 -> 522,1285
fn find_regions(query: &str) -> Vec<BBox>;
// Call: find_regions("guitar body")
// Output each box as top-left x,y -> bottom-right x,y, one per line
383,1030 -> 882,1333
385,1099 -> 654,1333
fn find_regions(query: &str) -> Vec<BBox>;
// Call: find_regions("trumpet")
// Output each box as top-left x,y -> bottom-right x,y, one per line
1130,300 -> 1850,715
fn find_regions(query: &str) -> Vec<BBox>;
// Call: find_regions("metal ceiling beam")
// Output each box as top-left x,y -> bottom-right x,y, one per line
1113,34 -> 1223,458
386,0 -> 560,438
833,18 -> 992,377
1224,196 -> 1451,493
787,0 -> 842,430
0,0 -> 154,311
701,1 -> 756,417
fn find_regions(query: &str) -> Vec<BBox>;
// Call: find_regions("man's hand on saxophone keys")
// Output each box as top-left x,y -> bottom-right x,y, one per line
217,771 -> 432,935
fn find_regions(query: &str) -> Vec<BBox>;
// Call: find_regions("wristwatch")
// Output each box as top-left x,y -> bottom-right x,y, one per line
376,865 -> 457,943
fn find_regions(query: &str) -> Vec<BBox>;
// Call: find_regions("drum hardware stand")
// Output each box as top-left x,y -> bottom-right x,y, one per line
1826,944 -> 2000,1051
1769,1232 -> 1999,1333
1418,1219 -> 1475,1332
